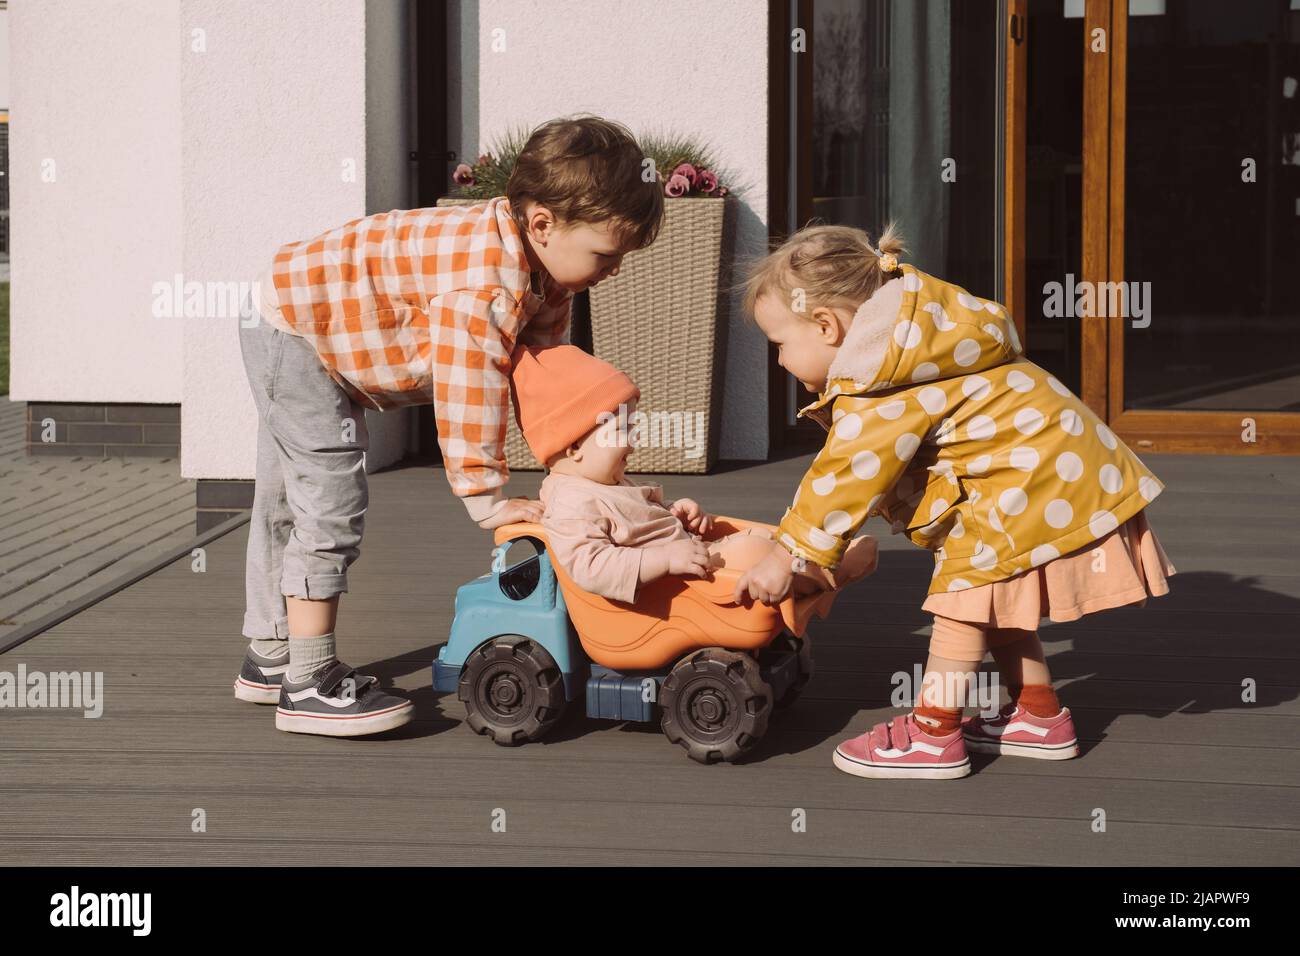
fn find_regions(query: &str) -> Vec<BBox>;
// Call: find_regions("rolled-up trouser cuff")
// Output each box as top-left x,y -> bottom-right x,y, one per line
242,611 -> 291,641
281,571 -> 349,601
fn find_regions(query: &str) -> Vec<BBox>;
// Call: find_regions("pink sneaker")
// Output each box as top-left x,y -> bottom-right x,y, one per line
962,702 -> 1079,759
832,713 -> 971,779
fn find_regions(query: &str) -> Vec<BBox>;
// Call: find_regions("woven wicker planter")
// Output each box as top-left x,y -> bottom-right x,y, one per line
589,197 -> 728,473
436,195 -> 730,474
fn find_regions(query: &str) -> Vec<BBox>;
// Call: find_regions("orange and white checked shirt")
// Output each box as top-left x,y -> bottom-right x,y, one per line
252,197 -> 572,520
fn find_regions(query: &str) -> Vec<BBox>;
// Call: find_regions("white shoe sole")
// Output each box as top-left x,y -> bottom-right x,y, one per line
832,749 -> 971,779
275,701 -> 414,737
234,677 -> 280,705
964,736 -> 1079,759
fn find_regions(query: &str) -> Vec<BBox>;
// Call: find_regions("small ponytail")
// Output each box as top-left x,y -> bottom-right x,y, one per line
869,220 -> 906,275
741,221 -> 909,320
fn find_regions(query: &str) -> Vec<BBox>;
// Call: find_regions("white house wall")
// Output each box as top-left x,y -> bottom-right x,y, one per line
12,0 -> 766,480
9,0 -> 185,405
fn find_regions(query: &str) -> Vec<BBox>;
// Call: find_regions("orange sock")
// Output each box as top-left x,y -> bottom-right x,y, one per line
913,704 -> 962,736
1015,683 -> 1061,718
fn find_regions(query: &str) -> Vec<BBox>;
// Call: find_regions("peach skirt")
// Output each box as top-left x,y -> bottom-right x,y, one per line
921,509 -> 1175,631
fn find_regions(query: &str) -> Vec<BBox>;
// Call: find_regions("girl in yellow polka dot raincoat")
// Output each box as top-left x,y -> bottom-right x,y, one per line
739,224 -> 1176,781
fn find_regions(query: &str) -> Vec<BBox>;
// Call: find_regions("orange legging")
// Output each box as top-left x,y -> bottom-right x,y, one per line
929,615 -> 1034,663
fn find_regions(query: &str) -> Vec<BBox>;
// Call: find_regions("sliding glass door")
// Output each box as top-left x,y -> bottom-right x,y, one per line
771,0 -> 1300,455
1103,0 -> 1300,452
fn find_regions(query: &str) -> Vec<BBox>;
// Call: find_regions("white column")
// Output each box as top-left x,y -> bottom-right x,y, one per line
9,0 -> 184,404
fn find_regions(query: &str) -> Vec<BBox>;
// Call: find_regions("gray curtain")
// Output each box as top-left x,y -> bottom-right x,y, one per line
887,0 -> 951,274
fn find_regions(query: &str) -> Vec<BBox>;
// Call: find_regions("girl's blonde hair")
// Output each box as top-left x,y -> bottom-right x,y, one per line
742,222 -> 906,319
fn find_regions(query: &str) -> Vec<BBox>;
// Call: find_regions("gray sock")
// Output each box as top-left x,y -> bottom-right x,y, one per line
287,632 -> 337,684
249,637 -> 289,661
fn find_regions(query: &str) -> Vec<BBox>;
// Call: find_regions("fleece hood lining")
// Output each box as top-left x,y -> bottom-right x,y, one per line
823,276 -> 906,392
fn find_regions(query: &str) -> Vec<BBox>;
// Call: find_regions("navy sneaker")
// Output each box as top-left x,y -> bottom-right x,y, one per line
234,647 -> 291,704
275,660 -> 413,737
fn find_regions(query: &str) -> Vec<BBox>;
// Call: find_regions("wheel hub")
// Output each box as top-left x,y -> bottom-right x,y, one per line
687,687 -> 729,731
481,667 -> 526,717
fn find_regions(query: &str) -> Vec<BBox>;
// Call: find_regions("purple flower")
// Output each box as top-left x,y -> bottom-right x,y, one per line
718,186 -> 730,198
476,153 -> 492,166
696,168 -> 718,194
665,173 -> 690,198
453,163 -> 475,186
672,162 -> 699,187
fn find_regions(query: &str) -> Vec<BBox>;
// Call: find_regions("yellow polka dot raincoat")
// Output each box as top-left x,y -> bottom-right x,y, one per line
775,264 -> 1165,595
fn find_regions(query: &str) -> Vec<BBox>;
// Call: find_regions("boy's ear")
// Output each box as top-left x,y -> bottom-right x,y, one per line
525,203 -> 556,241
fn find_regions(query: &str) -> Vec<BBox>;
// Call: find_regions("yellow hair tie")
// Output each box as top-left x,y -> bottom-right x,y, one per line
870,244 -> 899,273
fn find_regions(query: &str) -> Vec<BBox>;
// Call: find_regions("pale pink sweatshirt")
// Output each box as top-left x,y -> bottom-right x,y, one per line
539,471 -> 694,603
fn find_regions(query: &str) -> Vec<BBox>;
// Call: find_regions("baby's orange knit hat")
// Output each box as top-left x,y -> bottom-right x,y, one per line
509,344 -> 640,465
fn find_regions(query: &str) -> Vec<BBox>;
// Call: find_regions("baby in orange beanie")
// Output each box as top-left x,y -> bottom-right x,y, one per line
510,344 -> 878,604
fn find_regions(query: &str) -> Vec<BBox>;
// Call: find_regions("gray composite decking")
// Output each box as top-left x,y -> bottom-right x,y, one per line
1,451 -> 1298,866
0,399 -> 196,641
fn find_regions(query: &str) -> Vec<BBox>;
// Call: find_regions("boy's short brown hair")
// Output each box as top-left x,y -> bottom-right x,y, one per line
506,115 -> 664,252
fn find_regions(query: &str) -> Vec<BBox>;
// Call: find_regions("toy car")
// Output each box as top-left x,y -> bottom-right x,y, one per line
433,515 -> 842,763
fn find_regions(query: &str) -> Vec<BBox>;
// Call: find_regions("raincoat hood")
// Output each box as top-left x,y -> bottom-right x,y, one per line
798,264 -> 1024,429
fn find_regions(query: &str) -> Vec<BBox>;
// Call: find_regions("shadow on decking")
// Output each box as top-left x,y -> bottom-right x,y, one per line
355,554 -> 1300,762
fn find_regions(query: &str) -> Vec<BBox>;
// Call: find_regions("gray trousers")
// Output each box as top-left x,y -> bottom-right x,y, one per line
239,307 -> 370,641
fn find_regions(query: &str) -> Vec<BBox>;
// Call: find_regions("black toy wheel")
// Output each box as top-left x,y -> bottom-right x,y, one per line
660,648 -> 773,764
771,633 -> 814,709
459,636 -> 566,746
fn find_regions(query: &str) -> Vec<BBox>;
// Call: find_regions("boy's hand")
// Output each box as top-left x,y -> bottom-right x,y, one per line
733,542 -> 796,606
476,496 -> 544,530
670,498 -> 712,535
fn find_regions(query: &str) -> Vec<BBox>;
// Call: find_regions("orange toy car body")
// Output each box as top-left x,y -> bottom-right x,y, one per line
434,514 -> 853,762
492,515 -> 839,671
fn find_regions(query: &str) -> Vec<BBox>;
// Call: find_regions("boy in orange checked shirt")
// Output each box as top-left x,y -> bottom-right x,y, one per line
232,116 -> 664,737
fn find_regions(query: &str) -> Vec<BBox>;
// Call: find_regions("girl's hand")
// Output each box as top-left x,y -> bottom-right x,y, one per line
670,498 -> 712,535
733,543 -> 796,606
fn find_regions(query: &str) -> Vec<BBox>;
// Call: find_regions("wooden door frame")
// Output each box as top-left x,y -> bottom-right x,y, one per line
1082,0 -> 1300,453
1079,0 -> 1112,419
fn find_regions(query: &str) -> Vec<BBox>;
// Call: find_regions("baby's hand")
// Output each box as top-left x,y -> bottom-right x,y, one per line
662,538 -> 713,578
670,497 -> 712,535
476,496 -> 544,530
